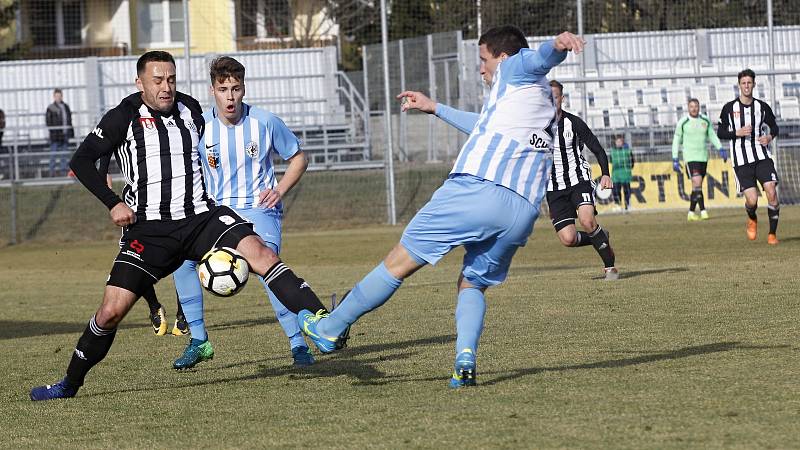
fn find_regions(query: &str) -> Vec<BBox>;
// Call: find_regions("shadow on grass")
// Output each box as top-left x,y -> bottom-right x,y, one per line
774,236 -> 800,243
480,342 -> 790,386
591,267 -> 689,280
36,340 -> 789,399
0,316 -> 278,340
74,334 -> 456,399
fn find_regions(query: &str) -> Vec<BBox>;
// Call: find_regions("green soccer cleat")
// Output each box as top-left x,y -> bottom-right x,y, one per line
700,210 -> 709,220
687,211 -> 700,222
173,338 -> 214,370
449,349 -> 477,389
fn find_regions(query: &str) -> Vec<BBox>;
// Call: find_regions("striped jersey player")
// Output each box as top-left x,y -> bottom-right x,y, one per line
716,68 -> 780,244
296,27 -> 585,389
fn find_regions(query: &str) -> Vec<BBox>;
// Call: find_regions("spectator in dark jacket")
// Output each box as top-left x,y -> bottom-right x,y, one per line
46,88 -> 74,177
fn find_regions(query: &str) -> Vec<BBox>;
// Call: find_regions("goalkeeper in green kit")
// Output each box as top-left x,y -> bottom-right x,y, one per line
672,98 -> 727,221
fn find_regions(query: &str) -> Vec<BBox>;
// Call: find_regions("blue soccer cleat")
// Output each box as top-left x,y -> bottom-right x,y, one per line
291,345 -> 315,366
30,378 -> 79,401
297,309 -> 338,354
449,349 -> 477,389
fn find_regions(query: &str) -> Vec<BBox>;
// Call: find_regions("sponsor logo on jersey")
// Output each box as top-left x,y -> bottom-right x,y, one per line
92,127 -> 105,139
245,141 -> 259,158
140,117 -> 156,130
165,118 -> 176,127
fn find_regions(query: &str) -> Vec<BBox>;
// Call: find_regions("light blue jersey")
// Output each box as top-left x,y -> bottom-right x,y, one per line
451,41 -> 565,204
199,104 -> 300,210
174,103 -> 306,351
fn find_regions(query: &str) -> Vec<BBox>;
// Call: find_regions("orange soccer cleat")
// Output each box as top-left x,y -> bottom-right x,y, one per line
746,218 -> 757,241
767,233 -> 779,245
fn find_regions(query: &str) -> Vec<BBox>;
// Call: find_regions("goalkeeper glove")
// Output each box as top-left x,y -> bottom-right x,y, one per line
672,159 -> 681,172
719,148 -> 728,163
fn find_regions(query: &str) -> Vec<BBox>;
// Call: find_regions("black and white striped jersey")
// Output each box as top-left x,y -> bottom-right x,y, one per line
70,92 -> 213,221
717,97 -> 779,168
548,110 -> 610,191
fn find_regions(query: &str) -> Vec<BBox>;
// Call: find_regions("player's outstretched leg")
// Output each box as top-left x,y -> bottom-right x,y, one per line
142,286 -> 167,336
450,286 -> 484,388
299,261 -> 404,353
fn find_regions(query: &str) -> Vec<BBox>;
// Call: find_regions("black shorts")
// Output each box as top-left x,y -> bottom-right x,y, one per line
547,181 -> 596,232
733,159 -> 779,193
686,161 -> 707,179
107,205 -> 256,296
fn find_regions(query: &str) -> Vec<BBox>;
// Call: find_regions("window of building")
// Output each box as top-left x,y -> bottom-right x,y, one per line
138,0 -> 185,47
29,0 -> 85,47
238,0 -> 291,39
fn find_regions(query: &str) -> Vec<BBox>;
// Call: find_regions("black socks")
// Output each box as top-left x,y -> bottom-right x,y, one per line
589,226 -> 615,269
65,315 -> 117,387
768,205 -> 780,235
263,261 -> 328,314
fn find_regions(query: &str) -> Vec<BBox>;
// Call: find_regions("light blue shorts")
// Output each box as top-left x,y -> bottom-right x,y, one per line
173,206 -> 282,295
400,174 -> 541,289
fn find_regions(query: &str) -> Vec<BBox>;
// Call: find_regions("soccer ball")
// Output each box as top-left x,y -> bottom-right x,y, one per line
198,247 -> 249,297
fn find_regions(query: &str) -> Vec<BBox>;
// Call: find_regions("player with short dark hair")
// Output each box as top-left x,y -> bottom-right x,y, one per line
609,135 -> 634,211
30,51 -> 331,401
672,98 -> 726,221
170,55 -> 315,369
298,27 -> 584,388
717,68 -> 780,244
548,80 -> 617,279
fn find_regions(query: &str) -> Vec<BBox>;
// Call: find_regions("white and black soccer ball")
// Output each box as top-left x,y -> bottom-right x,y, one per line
198,247 -> 250,297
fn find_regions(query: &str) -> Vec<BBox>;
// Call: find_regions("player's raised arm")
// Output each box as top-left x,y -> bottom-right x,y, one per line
523,32 -> 583,75
69,108 -> 126,215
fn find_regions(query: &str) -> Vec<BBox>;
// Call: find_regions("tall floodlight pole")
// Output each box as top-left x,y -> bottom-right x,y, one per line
183,0 -> 192,95
380,0 -> 397,225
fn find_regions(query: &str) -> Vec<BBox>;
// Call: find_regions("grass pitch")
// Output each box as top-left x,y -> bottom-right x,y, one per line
1,207 -> 798,449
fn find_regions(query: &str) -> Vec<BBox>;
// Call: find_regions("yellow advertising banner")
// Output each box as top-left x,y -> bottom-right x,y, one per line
591,160 -> 767,212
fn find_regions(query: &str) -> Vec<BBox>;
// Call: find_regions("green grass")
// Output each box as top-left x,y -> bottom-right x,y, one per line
1,208 -> 798,448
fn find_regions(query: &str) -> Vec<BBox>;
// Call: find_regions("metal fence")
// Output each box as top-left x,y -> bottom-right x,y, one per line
2,0 -> 800,246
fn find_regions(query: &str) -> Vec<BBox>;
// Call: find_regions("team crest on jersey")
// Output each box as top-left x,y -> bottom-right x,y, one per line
207,149 -> 220,169
139,117 -> 156,130
245,141 -> 259,158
